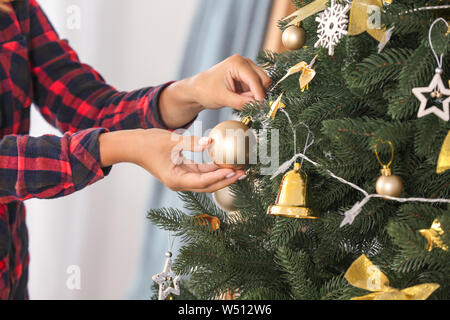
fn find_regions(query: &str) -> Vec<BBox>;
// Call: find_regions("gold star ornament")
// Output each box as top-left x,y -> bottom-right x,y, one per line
419,219 -> 448,252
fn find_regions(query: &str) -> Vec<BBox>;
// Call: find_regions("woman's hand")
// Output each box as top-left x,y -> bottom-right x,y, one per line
159,54 -> 272,129
99,129 -> 246,193
190,54 -> 273,110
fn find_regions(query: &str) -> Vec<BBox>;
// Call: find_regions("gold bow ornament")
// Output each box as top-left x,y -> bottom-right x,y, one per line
266,92 -> 286,120
419,219 -> 448,252
345,254 -> 440,300
273,55 -> 318,93
348,0 -> 392,50
283,0 -> 328,29
437,130 -> 450,174
194,214 -> 220,231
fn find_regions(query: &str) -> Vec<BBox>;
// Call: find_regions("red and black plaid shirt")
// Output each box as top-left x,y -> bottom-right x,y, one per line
0,0 -> 176,299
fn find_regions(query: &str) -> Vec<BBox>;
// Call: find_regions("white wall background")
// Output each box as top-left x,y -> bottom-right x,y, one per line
26,0 -> 199,299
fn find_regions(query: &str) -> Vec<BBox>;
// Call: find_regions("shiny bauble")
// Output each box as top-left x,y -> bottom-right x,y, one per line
375,167 -> 403,198
282,25 -> 306,51
213,186 -> 237,213
208,118 -> 254,169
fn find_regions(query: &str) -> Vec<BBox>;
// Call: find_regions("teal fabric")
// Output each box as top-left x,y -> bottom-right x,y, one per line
128,0 -> 272,299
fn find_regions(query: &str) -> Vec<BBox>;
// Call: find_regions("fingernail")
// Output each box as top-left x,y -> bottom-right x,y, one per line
226,172 -> 236,179
198,137 -> 211,146
238,174 -> 247,181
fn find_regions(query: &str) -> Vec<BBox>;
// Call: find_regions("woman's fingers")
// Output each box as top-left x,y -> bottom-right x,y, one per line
181,160 -> 222,173
189,174 -> 247,193
175,168 -> 245,192
171,135 -> 210,156
245,58 -> 273,90
235,58 -> 266,101
178,136 -> 213,152
169,135 -> 212,165
224,56 -> 272,110
224,92 -> 256,110
191,54 -> 270,111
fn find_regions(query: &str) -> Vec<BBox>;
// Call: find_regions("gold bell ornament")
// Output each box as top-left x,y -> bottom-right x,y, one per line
267,163 -> 318,219
437,130 -> 450,174
208,116 -> 255,169
282,22 -> 307,51
374,140 -> 403,198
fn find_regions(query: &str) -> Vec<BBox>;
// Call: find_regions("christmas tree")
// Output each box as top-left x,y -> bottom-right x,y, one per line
148,0 -> 450,300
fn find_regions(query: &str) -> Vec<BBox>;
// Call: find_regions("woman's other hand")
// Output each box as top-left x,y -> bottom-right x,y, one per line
159,54 -> 272,129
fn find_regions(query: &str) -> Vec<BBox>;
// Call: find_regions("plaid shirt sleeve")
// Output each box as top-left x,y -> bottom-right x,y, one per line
28,0 -> 174,132
0,0 -> 192,203
0,128 -> 107,202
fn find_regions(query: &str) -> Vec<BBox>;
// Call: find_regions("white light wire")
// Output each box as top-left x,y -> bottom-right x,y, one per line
270,106 -> 450,227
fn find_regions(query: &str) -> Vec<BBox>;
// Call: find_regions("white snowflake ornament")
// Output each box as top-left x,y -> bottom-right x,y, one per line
315,0 -> 351,56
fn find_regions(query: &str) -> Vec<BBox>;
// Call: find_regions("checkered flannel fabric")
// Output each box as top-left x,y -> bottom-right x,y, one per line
0,0 -> 174,299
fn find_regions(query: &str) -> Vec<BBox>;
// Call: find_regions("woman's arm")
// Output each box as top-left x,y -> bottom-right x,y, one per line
28,0 -> 193,132
0,126 -> 245,203
28,0 -> 272,132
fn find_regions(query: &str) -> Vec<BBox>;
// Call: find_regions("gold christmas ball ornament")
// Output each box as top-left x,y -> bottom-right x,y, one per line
373,140 -> 403,198
267,163 -> 318,219
208,117 -> 255,169
213,186 -> 237,213
282,25 -> 306,51
376,167 -> 403,198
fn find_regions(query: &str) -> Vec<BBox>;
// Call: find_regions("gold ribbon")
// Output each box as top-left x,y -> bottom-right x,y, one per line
267,92 -> 286,120
273,56 -> 318,93
437,131 -> 450,174
419,219 -> 448,251
345,255 -> 440,300
348,0 -> 390,46
283,0 -> 328,29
